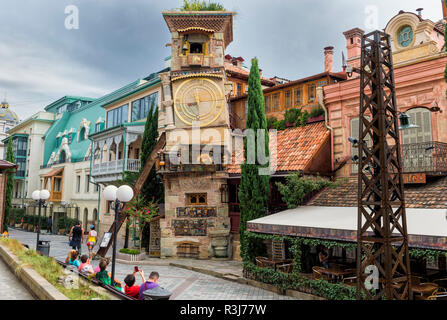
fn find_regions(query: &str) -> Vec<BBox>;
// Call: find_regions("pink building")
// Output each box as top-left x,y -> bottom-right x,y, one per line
324,8 -> 447,180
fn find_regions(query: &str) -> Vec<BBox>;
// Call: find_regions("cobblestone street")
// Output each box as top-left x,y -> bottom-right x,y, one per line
8,228 -> 294,300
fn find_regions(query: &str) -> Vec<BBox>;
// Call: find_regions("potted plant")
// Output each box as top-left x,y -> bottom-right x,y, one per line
23,215 -> 29,230
307,105 -> 325,123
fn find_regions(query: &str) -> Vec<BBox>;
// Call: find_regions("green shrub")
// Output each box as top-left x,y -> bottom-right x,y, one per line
295,110 -> 310,127
276,174 -> 332,209
284,108 -> 302,124
309,105 -> 325,118
119,248 -> 141,255
273,119 -> 286,131
267,117 -> 277,129
57,216 -> 66,230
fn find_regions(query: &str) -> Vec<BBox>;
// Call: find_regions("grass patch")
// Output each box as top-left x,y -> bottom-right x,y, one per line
119,248 -> 141,255
0,238 -> 109,300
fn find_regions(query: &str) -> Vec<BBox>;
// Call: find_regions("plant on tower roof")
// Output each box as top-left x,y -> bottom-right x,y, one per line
179,0 -> 225,11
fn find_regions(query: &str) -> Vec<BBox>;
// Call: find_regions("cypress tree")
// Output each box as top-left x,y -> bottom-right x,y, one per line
238,58 -> 270,262
4,136 -> 15,232
139,102 -> 164,250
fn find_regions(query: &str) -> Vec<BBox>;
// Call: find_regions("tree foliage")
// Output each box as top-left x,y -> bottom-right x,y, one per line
238,58 -> 270,262
4,136 -> 15,232
276,174 -> 332,209
123,196 -> 158,253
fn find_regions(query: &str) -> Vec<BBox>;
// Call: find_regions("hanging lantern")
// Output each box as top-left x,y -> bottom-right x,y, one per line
398,113 -> 419,130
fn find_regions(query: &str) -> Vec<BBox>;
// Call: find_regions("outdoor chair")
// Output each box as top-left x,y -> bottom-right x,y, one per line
277,263 -> 293,274
342,276 -> 357,287
434,278 -> 447,289
255,257 -> 275,269
312,266 -> 330,281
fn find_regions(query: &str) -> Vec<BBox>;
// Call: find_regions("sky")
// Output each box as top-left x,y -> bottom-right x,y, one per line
0,0 -> 443,120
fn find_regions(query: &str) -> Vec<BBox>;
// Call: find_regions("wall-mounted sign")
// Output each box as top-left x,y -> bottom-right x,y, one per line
176,206 -> 217,218
173,219 -> 207,236
402,172 -> 426,184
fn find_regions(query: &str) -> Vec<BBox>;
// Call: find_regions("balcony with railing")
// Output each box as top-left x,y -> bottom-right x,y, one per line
91,159 -> 141,176
402,141 -> 447,174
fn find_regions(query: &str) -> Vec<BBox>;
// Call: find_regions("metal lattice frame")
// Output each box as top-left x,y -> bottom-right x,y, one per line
356,31 -> 412,300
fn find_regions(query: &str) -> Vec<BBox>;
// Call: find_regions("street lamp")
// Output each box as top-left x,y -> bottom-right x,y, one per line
32,189 -> 50,252
103,185 -> 134,286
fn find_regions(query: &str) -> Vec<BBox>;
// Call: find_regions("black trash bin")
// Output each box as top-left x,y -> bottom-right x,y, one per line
143,286 -> 172,300
37,240 -> 50,256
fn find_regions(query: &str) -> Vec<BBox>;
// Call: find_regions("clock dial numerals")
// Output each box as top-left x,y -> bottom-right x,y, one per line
174,78 -> 225,126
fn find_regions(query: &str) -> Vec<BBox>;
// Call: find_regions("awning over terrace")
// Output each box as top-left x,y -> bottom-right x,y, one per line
247,206 -> 447,251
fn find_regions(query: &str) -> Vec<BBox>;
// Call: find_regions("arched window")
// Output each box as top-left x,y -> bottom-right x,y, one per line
75,207 -> 80,222
401,107 -> 433,172
79,127 -> 86,141
59,150 -> 66,163
401,107 -> 432,144
83,208 -> 89,230
93,208 -> 98,225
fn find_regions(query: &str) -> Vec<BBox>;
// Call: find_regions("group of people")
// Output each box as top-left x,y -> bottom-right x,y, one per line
68,222 -> 97,259
65,250 -> 160,300
65,223 -> 160,300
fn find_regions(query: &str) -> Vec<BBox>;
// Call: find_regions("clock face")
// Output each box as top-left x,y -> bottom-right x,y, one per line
174,77 -> 225,127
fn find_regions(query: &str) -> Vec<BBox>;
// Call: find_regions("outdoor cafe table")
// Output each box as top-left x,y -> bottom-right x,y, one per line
411,283 -> 439,297
319,266 -> 353,282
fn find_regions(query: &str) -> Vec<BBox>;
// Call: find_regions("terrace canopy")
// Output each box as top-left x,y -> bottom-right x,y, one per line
247,206 -> 447,251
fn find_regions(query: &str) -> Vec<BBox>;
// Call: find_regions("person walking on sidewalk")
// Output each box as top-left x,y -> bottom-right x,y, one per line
68,221 -> 84,254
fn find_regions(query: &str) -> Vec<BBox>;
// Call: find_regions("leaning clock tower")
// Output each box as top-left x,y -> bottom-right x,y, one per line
158,10 -> 234,259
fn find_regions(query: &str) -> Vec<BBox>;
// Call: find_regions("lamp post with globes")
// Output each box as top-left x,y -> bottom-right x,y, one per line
31,189 -> 50,252
103,185 -> 134,286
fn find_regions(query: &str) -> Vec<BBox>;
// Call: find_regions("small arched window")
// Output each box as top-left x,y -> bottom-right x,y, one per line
59,150 -> 66,163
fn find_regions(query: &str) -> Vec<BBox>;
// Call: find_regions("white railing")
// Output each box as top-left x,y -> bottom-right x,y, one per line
91,158 -> 140,175
126,159 -> 141,172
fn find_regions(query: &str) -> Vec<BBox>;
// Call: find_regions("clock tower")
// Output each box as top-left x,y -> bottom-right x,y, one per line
158,11 -> 234,259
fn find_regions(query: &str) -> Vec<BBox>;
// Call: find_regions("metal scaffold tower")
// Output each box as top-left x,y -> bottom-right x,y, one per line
356,30 -> 412,300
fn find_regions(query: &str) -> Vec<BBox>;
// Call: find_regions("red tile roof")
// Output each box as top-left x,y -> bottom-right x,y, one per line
224,61 -> 277,86
308,176 -> 447,209
227,122 -> 330,174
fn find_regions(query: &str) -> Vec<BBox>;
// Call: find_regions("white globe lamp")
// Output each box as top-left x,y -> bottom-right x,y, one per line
40,189 -> 50,200
103,185 -> 118,201
32,190 -> 41,201
116,185 -> 134,202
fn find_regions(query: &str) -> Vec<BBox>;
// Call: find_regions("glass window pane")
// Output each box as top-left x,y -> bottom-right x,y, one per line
122,104 -> 128,123
132,100 -> 140,121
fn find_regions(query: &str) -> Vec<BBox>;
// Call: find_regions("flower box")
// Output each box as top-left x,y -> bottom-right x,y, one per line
59,229 -> 66,235
306,115 -> 325,124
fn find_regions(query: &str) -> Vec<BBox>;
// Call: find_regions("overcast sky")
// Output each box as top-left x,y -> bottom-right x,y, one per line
0,0 -> 443,120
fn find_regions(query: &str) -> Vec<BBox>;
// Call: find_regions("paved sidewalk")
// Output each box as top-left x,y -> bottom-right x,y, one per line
8,228 -> 294,300
0,256 -> 34,300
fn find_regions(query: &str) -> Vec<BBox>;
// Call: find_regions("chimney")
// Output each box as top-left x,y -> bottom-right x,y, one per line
343,28 -> 364,59
324,46 -> 334,73
442,0 -> 447,19
416,8 -> 423,18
